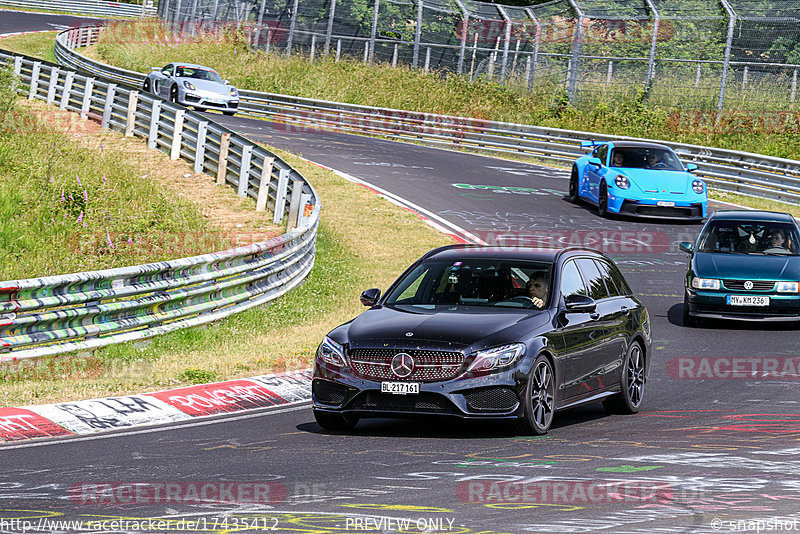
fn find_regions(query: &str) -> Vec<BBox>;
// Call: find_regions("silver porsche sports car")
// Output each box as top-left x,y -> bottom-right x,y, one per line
143,63 -> 239,115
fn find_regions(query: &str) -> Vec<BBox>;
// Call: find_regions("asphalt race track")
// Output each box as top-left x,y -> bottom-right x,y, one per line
1,10 -> 800,534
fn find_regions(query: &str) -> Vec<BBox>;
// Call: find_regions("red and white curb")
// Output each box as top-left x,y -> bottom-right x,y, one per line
0,369 -> 312,442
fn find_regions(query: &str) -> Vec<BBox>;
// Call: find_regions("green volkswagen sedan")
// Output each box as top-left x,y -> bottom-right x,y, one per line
680,210 -> 800,325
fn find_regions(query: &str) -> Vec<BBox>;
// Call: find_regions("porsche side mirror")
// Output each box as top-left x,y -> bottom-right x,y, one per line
679,242 -> 694,254
686,163 -> 698,173
223,79 -> 230,85
150,67 -> 160,72
360,288 -> 381,307
588,157 -> 603,168
162,71 -> 171,77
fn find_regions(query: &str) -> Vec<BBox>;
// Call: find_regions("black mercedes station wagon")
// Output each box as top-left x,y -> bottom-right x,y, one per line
312,245 -> 651,434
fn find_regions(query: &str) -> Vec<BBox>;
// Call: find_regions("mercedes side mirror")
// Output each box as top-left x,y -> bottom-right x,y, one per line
564,294 -> 596,313
360,288 -> 381,307
679,242 -> 694,254
588,157 -> 603,168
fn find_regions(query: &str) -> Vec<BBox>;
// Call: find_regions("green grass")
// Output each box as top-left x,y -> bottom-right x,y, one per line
0,31 -> 58,63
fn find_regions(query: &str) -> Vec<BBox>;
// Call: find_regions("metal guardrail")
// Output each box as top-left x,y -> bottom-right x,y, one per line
0,0 -> 156,18
54,25 -> 800,206
0,43 -> 320,361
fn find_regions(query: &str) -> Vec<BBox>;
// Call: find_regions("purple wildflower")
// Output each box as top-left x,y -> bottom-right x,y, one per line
106,230 -> 114,249
83,190 -> 89,202
76,176 -> 82,187
102,174 -> 107,183
77,211 -> 83,224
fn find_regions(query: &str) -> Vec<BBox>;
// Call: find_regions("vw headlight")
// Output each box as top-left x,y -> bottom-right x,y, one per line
466,343 -> 525,374
692,179 -> 705,194
614,175 -> 630,189
317,337 -> 346,367
777,281 -> 799,293
691,277 -> 720,290
182,81 -> 196,91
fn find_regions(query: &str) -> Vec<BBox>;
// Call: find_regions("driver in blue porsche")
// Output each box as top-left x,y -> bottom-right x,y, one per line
646,151 -> 665,168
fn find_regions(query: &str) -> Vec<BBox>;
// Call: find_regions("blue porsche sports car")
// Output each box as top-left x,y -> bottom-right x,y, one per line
570,141 -> 708,220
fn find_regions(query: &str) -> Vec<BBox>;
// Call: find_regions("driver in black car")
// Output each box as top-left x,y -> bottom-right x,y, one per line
526,271 -> 549,309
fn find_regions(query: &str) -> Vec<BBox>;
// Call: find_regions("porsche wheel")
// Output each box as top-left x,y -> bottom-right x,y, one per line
603,341 -> 645,415
568,167 -> 579,204
515,355 -> 555,435
598,182 -> 609,218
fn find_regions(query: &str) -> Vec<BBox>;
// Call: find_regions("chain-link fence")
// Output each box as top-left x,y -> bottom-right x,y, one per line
156,0 -> 799,111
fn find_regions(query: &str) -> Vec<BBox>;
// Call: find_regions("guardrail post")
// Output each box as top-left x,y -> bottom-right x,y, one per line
256,156 -> 274,212
46,67 -> 60,105
101,83 -> 116,128
171,109 -> 185,160
125,90 -> 138,137
194,121 -> 208,174
81,77 -> 94,119
148,99 -> 162,149
238,145 -> 253,197
287,179 -> 304,230
297,193 -> 313,228
60,71 -> 75,111
272,168 -> 290,223
28,61 -> 41,100
13,56 -> 21,77
216,132 -> 231,185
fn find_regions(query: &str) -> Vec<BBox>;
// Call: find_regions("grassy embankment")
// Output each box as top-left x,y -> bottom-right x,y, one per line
0,58 -> 449,406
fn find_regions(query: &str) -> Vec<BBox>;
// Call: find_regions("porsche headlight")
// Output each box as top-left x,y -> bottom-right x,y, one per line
777,281 -> 799,293
183,81 -> 196,91
466,343 -> 525,374
691,277 -> 720,290
614,175 -> 630,189
230,88 -> 238,97
317,337 -> 346,367
692,179 -> 705,194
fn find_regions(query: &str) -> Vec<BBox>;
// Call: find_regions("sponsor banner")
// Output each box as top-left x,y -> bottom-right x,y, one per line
248,369 -> 312,404
666,357 -> 800,380
0,408 -> 72,442
456,480 -> 673,504
30,395 -> 192,434
148,380 -> 287,416
69,481 -> 287,505
473,230 -> 672,254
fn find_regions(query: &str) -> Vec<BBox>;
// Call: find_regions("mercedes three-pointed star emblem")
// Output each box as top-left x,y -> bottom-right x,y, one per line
390,352 -> 415,378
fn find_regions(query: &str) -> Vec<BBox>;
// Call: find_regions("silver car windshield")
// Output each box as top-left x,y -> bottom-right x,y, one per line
175,66 -> 224,84
385,260 -> 553,309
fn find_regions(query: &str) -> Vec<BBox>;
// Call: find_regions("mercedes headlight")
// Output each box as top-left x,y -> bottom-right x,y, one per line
692,179 -> 705,194
466,343 -> 525,374
777,281 -> 799,293
614,175 -> 630,189
691,277 -> 720,290
183,81 -> 196,91
317,337 -> 346,367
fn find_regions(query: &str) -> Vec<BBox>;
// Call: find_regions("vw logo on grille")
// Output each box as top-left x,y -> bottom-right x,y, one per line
391,353 -> 415,378
744,280 -> 754,290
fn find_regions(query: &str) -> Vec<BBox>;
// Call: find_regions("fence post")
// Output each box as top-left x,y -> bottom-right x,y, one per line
257,156 -> 275,212
148,99 -> 162,149
28,61 -> 41,99
273,168 -> 290,224
497,6 -> 512,84
60,71 -> 75,111
216,132 -> 231,185
469,33 -> 478,78
336,40 -> 342,62
792,69 -> 797,104
565,0 -> 584,103
324,0 -> 337,56
363,41 -> 369,63
392,43 -> 398,67
717,0 -> 737,111
286,0 -> 300,57
695,63 -> 702,87
457,12 -> 469,75
101,83 -> 116,128
741,65 -> 748,90
239,145 -> 253,197
254,0 -> 268,48
125,90 -> 138,137
424,48 -> 431,72
369,0 -> 380,64
287,179 -> 304,231
195,121 -> 208,173
310,35 -> 317,62
45,68 -> 60,105
170,109 -> 185,160
643,0 -> 660,84
81,77 -> 94,119
412,0 -> 423,68
606,61 -> 613,87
